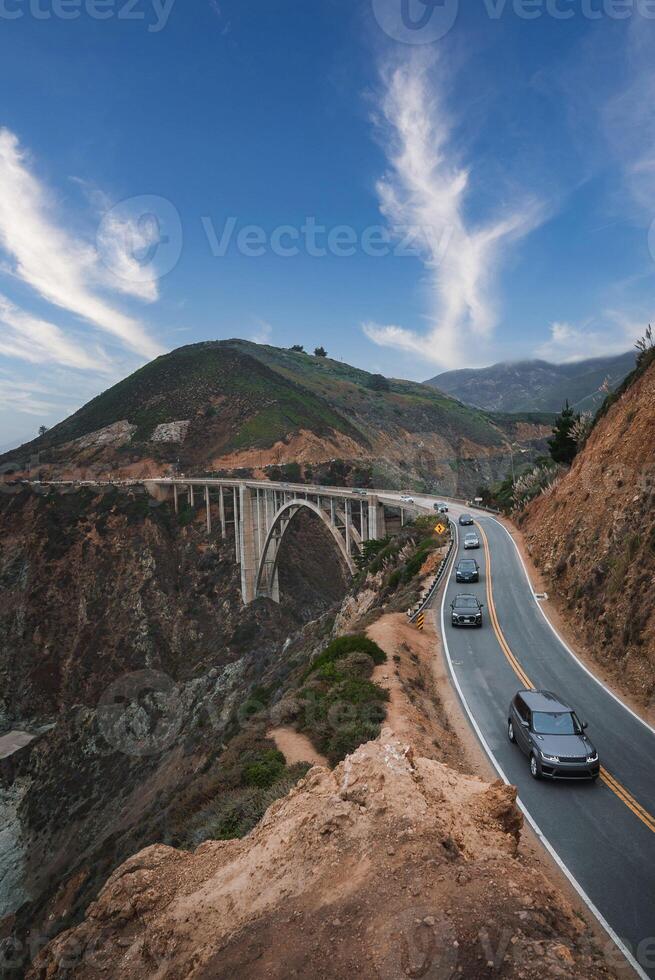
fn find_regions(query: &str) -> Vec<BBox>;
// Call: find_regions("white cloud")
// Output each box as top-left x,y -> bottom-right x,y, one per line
0,294 -> 112,372
0,377 -> 67,417
601,22 -> 655,215
0,129 -> 163,361
250,318 -> 273,344
535,315 -> 642,363
363,54 -> 544,370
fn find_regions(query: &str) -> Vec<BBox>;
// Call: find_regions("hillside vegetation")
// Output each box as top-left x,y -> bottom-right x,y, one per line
2,340 -> 550,496
519,355 -> 655,704
427,352 -> 635,414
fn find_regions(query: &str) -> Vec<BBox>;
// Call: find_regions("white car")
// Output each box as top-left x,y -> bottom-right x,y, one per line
400,494 -> 414,504
464,532 -> 480,549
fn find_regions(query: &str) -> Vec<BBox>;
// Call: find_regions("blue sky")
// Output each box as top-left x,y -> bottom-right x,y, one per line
1,0 -> 654,444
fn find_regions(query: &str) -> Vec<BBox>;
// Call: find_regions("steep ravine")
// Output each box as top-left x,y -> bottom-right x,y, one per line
0,485 -> 351,973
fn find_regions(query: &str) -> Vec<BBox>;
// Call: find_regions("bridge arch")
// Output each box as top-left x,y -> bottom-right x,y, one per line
255,498 -> 356,600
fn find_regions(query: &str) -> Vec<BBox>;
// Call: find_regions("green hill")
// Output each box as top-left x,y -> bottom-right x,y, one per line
2,340 -> 551,493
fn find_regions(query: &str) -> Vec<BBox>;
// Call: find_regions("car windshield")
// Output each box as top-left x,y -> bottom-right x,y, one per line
532,711 -> 580,735
465,534 -> 477,541
459,560 -> 476,569
456,597 -> 478,608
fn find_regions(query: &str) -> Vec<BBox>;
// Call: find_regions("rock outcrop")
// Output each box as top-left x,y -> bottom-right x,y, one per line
29,733 -> 611,979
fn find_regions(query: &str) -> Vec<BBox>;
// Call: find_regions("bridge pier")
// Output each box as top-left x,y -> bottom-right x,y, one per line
368,495 -> 386,540
219,486 -> 226,536
205,485 -> 211,534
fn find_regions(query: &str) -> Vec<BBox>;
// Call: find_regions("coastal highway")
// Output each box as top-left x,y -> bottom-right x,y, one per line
438,505 -> 655,979
15,478 -> 655,973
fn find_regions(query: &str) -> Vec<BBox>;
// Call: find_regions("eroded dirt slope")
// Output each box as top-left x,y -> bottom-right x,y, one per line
30,733 -> 611,980
519,359 -> 655,705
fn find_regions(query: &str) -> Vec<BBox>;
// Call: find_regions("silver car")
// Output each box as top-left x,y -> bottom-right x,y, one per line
464,532 -> 480,549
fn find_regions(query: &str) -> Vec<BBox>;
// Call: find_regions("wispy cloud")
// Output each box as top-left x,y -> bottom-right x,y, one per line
363,54 -> 544,370
250,318 -> 273,344
0,376 -> 69,417
535,314 -> 642,363
0,129 -> 164,361
602,21 -> 655,216
0,294 -> 112,372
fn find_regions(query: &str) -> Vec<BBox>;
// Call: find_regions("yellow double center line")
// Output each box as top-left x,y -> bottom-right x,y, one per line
477,522 -> 655,836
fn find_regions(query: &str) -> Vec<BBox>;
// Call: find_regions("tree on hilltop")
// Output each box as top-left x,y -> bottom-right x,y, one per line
290,344 -> 304,352
314,346 -> 327,358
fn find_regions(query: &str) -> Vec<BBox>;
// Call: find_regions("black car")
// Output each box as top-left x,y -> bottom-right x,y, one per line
459,513 -> 474,526
450,594 -> 483,627
508,690 -> 600,781
455,558 -> 479,583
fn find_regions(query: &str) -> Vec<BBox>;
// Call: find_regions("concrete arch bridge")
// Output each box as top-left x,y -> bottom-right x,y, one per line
145,478 -> 422,604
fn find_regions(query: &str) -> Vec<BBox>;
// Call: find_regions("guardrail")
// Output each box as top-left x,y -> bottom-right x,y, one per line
407,518 -> 455,623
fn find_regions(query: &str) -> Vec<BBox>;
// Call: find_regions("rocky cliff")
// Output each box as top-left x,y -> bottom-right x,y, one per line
519,357 -> 655,706
0,484 -> 351,971
29,734 -> 612,980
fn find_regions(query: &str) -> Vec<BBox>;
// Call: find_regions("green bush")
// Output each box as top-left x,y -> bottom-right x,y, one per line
326,721 -> 381,764
179,763 -> 311,846
242,748 -> 286,788
306,634 -> 386,678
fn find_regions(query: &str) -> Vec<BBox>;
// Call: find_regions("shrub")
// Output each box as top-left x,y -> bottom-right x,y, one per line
326,721 -> 381,765
179,763 -> 310,846
306,635 -> 386,677
242,749 -> 286,789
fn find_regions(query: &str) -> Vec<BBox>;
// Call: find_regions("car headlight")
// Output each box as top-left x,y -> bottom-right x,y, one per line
541,752 -> 560,763
587,752 -> 598,763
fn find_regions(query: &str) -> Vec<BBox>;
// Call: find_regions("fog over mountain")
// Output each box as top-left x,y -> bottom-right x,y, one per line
426,352 -> 636,414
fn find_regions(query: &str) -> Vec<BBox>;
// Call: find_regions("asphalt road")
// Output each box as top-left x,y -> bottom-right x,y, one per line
438,506 -> 655,979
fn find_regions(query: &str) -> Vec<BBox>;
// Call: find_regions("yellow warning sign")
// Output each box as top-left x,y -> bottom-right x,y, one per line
434,522 -> 446,535
416,612 -> 425,631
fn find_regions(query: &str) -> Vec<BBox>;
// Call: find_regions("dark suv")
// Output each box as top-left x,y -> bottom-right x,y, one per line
455,558 -> 479,583
458,513 -> 474,526
451,594 -> 483,627
508,690 -> 600,780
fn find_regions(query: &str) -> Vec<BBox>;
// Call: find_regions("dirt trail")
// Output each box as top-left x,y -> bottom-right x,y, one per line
267,726 -> 328,767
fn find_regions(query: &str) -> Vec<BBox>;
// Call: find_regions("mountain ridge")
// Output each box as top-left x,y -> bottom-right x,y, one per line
425,351 -> 636,414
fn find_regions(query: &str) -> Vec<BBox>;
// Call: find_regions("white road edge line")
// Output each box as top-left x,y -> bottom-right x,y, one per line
481,512 -> 655,741
437,519 -> 647,980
